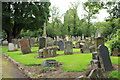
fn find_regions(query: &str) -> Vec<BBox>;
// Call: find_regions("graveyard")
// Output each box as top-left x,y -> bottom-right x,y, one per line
1,0 -> 120,79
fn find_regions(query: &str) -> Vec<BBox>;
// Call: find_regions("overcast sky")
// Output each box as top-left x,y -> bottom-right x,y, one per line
50,0 -> 110,22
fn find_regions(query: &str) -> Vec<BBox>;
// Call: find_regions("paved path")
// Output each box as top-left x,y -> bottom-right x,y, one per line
0,53 -> 25,78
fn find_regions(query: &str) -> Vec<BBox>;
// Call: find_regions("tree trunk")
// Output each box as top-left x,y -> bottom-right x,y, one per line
7,32 -> 14,43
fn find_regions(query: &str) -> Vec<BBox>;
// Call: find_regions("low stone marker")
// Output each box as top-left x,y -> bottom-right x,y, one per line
8,43 -> 15,51
29,38 -> 35,47
38,46 -> 58,58
19,39 -> 31,54
98,44 -> 113,71
64,41 -> 73,55
41,59 -> 59,67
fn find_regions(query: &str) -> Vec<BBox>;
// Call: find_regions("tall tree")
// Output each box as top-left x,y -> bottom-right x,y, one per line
70,1 -> 80,36
83,1 -> 104,36
106,1 -> 120,20
2,2 -> 51,42
64,8 -> 80,36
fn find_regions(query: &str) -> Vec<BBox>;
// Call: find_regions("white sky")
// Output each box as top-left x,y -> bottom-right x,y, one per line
50,0 -> 110,22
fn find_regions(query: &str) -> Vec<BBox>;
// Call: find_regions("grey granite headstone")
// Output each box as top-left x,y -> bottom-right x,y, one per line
82,42 -> 90,53
58,40 -> 64,51
98,44 -> 113,71
39,37 -> 46,49
29,38 -> 35,47
64,41 -> 73,55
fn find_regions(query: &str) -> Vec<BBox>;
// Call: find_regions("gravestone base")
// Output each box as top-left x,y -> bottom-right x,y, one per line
41,59 -> 59,67
8,50 -> 16,52
87,68 -> 106,78
38,46 -> 58,58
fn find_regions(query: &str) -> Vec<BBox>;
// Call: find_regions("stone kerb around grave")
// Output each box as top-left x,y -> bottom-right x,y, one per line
39,46 -> 58,58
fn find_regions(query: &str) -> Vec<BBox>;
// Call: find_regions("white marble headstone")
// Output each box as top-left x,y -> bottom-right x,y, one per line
82,34 -> 84,40
95,30 -> 101,38
8,43 -> 15,51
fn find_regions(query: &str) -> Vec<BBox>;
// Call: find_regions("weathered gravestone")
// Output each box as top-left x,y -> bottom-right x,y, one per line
41,59 -> 59,67
53,40 -> 58,46
98,44 -> 113,71
82,42 -> 90,53
58,40 -> 64,51
29,38 -> 35,47
112,48 -> 119,56
8,43 -> 15,51
39,47 -> 58,58
38,37 -> 46,49
47,37 -> 54,47
19,39 -> 31,54
64,41 -> 73,55
12,39 -> 18,50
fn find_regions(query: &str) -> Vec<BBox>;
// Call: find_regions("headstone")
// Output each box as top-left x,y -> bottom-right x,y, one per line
82,42 -> 90,53
19,39 -> 31,54
53,40 -> 58,46
98,44 -> 113,71
12,39 -> 19,50
41,59 -> 59,67
95,37 -> 104,51
82,34 -> 84,40
57,36 -> 60,41
89,45 -> 95,53
47,37 -> 54,47
29,38 -> 35,47
64,41 -> 73,55
112,48 -> 119,56
58,40 -> 64,51
8,43 -> 15,51
95,29 -> 101,38
38,37 -> 46,49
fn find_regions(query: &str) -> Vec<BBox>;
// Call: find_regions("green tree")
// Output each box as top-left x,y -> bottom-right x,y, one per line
83,1 -> 104,36
64,8 -> 80,36
2,2 -> 51,42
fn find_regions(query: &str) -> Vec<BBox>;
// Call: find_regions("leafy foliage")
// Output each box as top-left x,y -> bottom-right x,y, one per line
2,2 -> 51,42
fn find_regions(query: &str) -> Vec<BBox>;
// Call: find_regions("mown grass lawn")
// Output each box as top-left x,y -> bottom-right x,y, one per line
108,71 -> 120,79
2,46 -> 120,72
